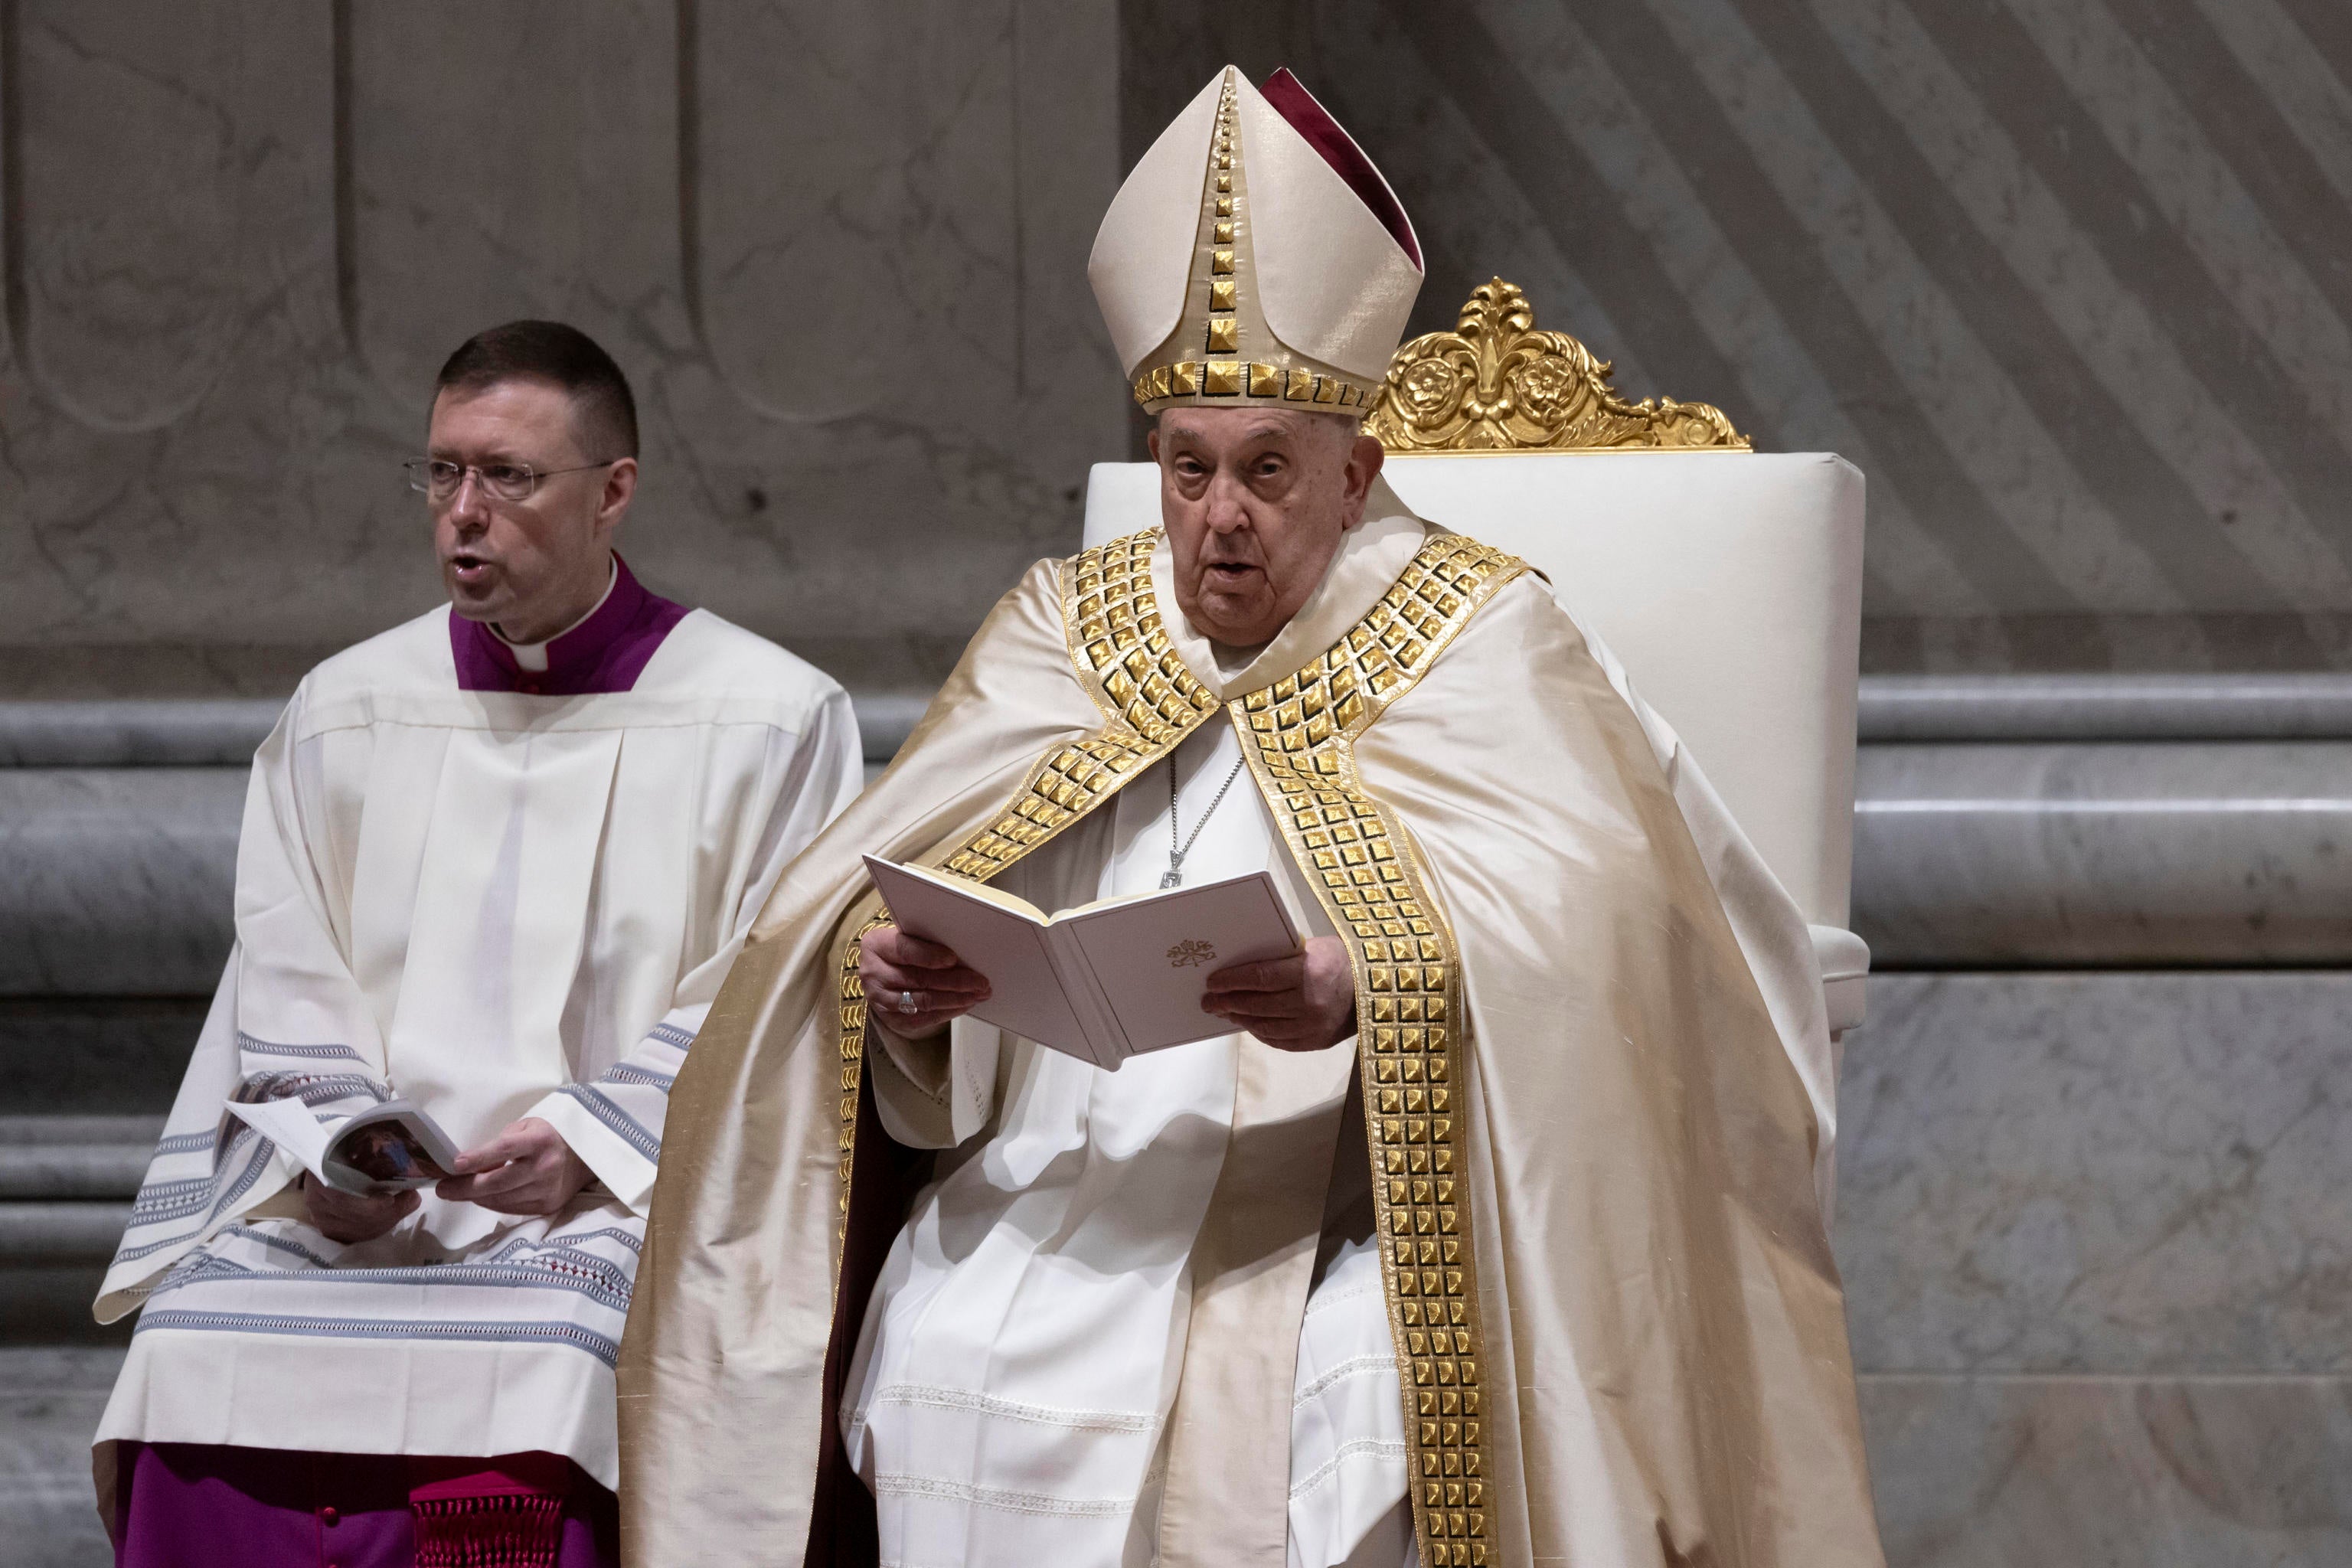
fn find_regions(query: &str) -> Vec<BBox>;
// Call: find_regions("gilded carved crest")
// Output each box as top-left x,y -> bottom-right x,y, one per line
1368,278 -> 1750,453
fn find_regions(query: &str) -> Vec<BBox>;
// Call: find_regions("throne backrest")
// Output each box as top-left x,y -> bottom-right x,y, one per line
1083,278 -> 1864,933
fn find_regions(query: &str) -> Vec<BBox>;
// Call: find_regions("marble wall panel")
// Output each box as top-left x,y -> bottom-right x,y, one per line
0,0 -> 1123,694
1859,1374 -> 2352,1567
1117,0 -> 2352,673
348,2 -> 684,397
0,0 -> 362,647
1838,972 -> 2352,1375
12,3 -> 248,430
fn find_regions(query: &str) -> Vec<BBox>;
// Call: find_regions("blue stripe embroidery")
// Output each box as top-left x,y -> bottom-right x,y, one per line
204,1142 -> 282,1225
646,1021 -> 696,1051
132,1310 -> 622,1369
603,1063 -> 676,1090
113,1224 -> 204,1265
132,1178 -> 215,1223
491,1226 -> 643,1258
160,1253 -> 633,1312
155,1132 -> 216,1157
559,1084 -> 661,1161
215,1223 -> 336,1269
237,1034 -> 367,1063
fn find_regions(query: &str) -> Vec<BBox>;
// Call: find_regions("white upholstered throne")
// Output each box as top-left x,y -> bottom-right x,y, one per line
1080,278 -> 1871,1040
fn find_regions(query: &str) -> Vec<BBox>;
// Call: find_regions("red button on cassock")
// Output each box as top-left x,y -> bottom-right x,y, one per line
320,1505 -> 339,1526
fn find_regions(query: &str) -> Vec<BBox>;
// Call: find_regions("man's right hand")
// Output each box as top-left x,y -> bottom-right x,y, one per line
299,1172 -> 418,1244
859,925 -> 991,1040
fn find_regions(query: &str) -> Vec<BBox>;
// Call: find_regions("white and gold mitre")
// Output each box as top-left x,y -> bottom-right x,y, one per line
1090,67 -> 1424,416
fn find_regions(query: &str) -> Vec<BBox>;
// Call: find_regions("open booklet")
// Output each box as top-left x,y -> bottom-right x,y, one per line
224,1096 -> 464,1196
863,855 -> 1303,1070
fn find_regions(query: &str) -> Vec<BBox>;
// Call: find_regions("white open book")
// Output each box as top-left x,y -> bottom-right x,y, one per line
862,855 -> 1303,1069
224,1096 -> 463,1196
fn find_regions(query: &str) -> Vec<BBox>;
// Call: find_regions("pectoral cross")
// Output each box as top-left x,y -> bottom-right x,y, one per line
1164,753 -> 1249,893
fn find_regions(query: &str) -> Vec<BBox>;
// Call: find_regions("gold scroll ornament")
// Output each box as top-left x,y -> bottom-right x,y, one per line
835,527 -> 1527,1566
1369,276 -> 1750,452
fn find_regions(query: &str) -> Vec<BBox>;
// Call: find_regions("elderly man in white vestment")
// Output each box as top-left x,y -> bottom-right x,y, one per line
622,70 -> 1883,1568
89,321 -> 863,1566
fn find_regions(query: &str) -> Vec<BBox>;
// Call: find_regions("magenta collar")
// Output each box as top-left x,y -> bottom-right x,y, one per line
449,554 -> 690,696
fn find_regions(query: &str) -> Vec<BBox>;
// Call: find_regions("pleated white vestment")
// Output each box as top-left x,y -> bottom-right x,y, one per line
93,596 -> 862,1491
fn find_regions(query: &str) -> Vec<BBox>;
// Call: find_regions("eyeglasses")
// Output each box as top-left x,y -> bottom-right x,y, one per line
403,457 -> 619,505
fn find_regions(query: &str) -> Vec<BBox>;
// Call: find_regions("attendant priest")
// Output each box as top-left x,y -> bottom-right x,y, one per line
623,70 -> 1883,1568
92,322 -> 864,1565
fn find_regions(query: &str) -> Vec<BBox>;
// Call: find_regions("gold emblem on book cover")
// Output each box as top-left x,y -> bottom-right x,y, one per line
1369,276 -> 1749,453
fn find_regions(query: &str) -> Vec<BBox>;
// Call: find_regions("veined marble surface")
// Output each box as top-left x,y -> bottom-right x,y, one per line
1854,742 -> 2352,965
1860,1374 -> 2352,1566
1838,972 -> 2352,1374
0,1 -> 1124,694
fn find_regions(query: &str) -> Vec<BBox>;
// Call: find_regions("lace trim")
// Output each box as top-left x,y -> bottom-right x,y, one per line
866,1381 -> 1158,1433
1293,1352 -> 1400,1407
871,1472 -> 1132,1517
1290,1436 -> 1410,1501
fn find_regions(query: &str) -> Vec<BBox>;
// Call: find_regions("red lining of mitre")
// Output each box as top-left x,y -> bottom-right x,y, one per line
1260,68 -> 1423,271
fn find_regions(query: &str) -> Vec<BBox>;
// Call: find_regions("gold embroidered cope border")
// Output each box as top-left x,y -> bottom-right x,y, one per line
1231,531 -> 1525,1565
834,527 -> 1527,1564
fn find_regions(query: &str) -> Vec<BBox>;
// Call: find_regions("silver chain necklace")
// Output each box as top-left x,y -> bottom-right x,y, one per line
1163,753 -> 1250,888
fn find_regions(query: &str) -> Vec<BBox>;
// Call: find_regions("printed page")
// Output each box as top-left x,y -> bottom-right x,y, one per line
1059,871 -> 1302,1057
864,856 -> 1093,1058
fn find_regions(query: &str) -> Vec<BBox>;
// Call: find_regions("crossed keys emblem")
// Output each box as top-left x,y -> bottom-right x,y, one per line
1165,939 -> 1217,969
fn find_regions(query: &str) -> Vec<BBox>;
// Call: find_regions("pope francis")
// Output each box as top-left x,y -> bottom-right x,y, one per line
622,68 -> 1883,1568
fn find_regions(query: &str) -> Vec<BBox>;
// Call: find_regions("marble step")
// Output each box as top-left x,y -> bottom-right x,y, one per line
1858,672 -> 2352,741
0,1120 -> 158,1271
0,1119 -> 162,1201
0,1206 -> 134,1269
0,1001 -> 207,1118
0,694 -> 929,768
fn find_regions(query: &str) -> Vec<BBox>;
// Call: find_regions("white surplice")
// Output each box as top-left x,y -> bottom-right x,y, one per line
93,603 -> 862,1488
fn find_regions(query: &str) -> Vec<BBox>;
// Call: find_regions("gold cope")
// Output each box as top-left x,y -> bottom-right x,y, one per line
834,528 -> 1528,1565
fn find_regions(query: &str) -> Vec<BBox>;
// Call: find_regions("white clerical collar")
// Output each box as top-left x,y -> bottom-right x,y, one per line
493,559 -> 617,672
1152,494 -> 1436,703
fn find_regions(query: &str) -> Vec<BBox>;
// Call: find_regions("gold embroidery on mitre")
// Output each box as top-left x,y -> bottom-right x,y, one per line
1229,532 -> 1527,1568
1129,69 -> 1383,416
1370,277 -> 1749,452
832,531 -> 1220,1246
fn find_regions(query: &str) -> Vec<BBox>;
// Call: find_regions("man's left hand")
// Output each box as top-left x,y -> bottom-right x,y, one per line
436,1116 -> 593,1216
1200,935 -> 1357,1051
